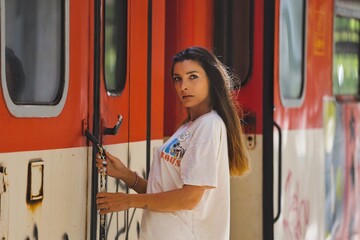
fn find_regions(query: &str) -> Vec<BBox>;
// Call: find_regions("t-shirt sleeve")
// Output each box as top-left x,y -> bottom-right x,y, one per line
180,121 -> 219,188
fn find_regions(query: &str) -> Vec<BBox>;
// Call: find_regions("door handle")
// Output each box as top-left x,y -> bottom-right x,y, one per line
103,115 -> 123,135
273,121 -> 282,223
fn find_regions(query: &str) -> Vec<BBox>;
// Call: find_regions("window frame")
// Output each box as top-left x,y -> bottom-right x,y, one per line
278,0 -> 307,108
0,0 -> 69,117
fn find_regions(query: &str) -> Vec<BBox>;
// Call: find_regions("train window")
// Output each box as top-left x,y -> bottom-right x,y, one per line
213,0 -> 253,87
333,16 -> 360,98
1,0 -> 69,117
279,0 -> 306,107
104,0 -> 127,96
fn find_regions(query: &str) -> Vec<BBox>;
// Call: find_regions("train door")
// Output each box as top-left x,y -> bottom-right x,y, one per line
90,1 -> 131,239
164,0 -> 275,239
0,0 -> 91,239
273,0 -> 334,239
90,0 -> 165,239
213,0 -> 276,239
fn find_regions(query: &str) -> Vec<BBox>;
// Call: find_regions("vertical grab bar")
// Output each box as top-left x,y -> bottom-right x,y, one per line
273,121 -> 282,223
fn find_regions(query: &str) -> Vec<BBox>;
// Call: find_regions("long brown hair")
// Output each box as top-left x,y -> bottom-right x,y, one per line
171,46 -> 250,176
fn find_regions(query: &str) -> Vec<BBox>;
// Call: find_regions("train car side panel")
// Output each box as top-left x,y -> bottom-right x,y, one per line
230,0 -> 265,239
0,1 -> 91,238
273,0 -> 335,239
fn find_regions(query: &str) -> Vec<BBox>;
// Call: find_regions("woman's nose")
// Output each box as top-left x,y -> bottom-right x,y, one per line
181,80 -> 188,91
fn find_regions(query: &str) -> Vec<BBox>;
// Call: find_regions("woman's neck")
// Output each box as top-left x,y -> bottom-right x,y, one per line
188,106 -> 212,121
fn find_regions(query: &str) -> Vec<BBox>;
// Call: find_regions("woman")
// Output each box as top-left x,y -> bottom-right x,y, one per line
96,46 -> 250,240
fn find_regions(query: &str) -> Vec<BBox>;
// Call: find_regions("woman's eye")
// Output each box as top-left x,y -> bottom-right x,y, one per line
173,76 -> 181,82
189,75 -> 198,80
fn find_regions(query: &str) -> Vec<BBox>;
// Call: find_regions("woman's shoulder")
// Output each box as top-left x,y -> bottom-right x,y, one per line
192,110 -> 226,131
196,110 -> 223,123
186,111 -> 226,144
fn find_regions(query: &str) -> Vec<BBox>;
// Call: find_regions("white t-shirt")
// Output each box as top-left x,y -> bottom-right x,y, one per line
140,110 -> 230,240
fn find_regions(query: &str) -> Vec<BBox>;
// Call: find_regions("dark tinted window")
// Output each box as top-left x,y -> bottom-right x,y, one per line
213,0 -> 253,87
104,0 -> 127,95
5,0 -> 64,104
279,0 -> 306,104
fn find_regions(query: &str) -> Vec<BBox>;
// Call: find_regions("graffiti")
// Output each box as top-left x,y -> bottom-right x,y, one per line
325,104 -> 360,239
25,224 -> 68,240
282,171 -> 310,240
23,169 -> 144,239
105,170 -> 145,239
25,224 -> 38,240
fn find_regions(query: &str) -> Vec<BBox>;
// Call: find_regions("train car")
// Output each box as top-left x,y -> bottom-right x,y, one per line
272,0 -> 360,239
1,0 -> 360,240
0,0 -> 165,239
165,0 -> 360,239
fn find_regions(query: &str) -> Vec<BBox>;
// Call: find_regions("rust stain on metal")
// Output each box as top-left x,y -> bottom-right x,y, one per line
26,159 -> 44,212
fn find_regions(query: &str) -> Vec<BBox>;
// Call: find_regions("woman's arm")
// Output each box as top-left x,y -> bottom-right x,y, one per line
119,167 -> 147,194
97,185 -> 206,214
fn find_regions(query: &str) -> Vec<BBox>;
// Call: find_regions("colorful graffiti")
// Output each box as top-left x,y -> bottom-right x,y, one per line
282,170 -> 310,240
324,100 -> 360,239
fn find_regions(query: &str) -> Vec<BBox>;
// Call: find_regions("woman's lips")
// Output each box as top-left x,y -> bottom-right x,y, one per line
182,95 -> 193,99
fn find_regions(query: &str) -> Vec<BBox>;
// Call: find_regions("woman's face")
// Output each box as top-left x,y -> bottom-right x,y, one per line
172,60 -> 211,117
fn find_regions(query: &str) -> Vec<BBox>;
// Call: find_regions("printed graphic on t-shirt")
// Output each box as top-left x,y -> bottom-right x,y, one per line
161,130 -> 191,167
178,130 -> 191,142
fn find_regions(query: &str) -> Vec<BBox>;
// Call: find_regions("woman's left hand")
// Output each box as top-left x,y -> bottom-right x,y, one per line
96,192 -> 130,215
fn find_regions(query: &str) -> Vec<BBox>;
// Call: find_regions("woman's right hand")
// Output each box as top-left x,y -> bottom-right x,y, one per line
96,151 -> 127,179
